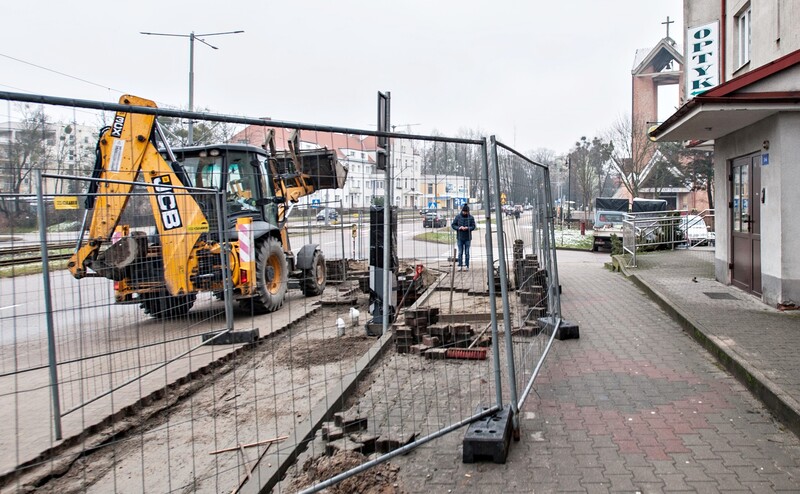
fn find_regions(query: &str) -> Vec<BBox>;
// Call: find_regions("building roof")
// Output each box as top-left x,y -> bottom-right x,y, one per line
651,48 -> 800,142
230,126 -> 378,160
631,37 -> 683,75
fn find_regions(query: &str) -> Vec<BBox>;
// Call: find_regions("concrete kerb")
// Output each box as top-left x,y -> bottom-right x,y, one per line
616,256 -> 800,438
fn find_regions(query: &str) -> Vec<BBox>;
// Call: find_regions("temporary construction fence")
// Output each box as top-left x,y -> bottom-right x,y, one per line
0,91 -> 565,493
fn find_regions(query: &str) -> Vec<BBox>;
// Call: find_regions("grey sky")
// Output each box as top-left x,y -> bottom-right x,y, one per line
1,0 -> 682,154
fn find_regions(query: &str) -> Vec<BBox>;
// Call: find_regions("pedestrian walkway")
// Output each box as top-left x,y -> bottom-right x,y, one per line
392,249 -> 800,493
621,248 -> 800,437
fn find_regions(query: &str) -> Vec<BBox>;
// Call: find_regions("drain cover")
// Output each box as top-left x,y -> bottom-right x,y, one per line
703,292 -> 738,300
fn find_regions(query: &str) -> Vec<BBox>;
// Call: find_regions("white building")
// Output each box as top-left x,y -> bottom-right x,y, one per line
651,0 -> 800,307
0,121 -> 97,195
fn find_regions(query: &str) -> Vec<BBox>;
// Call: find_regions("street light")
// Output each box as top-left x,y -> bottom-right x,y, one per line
140,29 -> 244,144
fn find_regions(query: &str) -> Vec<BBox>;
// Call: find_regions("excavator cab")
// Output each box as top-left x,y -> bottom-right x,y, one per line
168,144 -> 279,226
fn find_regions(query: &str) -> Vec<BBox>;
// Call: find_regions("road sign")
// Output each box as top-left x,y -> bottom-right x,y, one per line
312,199 -> 321,209
454,197 -> 467,208
428,201 -> 438,209
500,193 -> 507,205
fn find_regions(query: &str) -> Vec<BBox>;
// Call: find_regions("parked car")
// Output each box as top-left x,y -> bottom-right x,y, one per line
316,209 -> 338,221
679,214 -> 714,246
422,212 -> 446,228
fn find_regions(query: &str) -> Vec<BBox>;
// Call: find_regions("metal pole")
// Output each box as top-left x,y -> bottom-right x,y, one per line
215,190 -> 235,331
489,136 -> 520,434
382,92 -> 392,336
188,32 -> 195,145
37,170 -> 62,440
480,139 -> 503,409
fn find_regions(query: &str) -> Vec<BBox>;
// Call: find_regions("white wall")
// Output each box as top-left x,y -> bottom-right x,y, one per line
715,113 -> 800,305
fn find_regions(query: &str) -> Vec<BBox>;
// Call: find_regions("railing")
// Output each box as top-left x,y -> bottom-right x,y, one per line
622,209 -> 715,267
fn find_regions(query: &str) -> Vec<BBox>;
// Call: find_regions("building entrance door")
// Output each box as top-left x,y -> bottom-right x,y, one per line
731,154 -> 761,295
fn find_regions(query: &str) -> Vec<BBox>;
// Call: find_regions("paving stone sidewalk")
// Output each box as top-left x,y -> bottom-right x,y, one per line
624,249 -> 800,436
392,250 -> 800,493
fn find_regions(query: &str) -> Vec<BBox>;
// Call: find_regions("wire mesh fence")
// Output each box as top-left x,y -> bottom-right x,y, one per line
0,92 -> 563,493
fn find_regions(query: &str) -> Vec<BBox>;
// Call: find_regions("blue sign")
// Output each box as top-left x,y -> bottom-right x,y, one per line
454,197 -> 467,207
428,201 -> 438,209
311,199 -> 321,209
762,153 -> 769,166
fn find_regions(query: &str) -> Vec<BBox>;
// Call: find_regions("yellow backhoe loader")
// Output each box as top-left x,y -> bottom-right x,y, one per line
68,95 -> 346,318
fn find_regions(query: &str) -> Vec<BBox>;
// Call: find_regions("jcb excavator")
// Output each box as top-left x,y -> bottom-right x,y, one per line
68,95 -> 347,318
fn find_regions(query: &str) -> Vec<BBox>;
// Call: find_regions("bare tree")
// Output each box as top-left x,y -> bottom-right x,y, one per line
606,115 -> 657,199
0,105 -> 54,225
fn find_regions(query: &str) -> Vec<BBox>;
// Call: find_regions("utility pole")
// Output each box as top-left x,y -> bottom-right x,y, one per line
140,29 -> 244,145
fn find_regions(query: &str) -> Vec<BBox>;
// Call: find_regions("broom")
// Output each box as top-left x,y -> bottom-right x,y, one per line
446,322 -> 491,360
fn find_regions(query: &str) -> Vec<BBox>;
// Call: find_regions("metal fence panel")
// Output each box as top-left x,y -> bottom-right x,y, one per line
0,93 -> 560,492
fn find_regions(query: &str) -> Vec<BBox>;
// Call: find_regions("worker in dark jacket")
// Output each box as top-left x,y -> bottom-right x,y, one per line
451,204 -> 476,271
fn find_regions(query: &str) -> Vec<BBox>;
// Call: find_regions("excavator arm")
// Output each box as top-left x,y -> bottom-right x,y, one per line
68,95 -> 210,296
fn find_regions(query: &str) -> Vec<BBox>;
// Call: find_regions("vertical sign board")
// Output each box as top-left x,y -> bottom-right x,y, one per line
377,91 -> 390,170
686,21 -> 720,98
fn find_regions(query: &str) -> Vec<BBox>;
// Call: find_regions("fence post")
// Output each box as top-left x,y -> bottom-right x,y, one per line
480,139 -> 503,409
37,170 -> 63,440
489,136 -> 520,435
215,191 -> 235,331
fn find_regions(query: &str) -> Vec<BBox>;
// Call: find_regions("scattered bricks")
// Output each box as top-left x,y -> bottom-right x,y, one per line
349,434 -> 379,455
421,335 -> 440,347
394,327 -> 414,338
451,324 -> 473,338
321,422 -> 345,441
410,344 -> 429,355
404,316 -> 429,328
427,325 -> 449,340
325,438 -> 364,456
425,348 -> 448,360
333,412 -> 368,432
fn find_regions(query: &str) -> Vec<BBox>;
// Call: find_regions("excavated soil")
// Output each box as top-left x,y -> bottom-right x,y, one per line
289,450 -> 406,494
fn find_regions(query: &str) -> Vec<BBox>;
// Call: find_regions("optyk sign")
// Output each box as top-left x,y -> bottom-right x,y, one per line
686,21 -> 719,98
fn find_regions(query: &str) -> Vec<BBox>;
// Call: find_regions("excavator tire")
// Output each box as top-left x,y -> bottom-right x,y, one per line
140,291 -> 196,319
300,250 -> 326,296
241,237 -> 288,314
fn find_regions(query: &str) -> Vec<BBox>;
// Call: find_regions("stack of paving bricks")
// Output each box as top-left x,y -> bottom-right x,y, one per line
415,322 -> 475,359
321,411 -> 417,457
394,307 -> 440,354
324,258 -> 347,283
516,254 -> 550,319
512,239 -> 525,290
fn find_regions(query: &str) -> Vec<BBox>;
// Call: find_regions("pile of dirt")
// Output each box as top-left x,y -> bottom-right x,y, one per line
290,450 -> 406,494
275,335 -> 376,367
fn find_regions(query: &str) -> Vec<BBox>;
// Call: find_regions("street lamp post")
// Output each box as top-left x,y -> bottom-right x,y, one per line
140,29 -> 244,145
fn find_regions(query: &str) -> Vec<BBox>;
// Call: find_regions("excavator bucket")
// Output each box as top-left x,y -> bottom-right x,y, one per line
274,148 -> 348,190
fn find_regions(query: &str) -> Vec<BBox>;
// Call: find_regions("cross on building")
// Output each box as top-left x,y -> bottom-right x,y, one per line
662,16 -> 674,39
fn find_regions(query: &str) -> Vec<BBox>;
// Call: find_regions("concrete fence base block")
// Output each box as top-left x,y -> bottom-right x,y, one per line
537,317 -> 580,340
462,405 -> 513,464
201,328 -> 260,345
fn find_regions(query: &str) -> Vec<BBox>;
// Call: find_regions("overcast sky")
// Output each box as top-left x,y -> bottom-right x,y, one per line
1,0 -> 683,154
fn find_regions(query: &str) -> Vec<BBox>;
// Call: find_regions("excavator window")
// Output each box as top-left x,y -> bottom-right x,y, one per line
226,159 -> 260,213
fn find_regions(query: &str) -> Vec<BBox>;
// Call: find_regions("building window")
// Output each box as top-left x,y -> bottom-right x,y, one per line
737,6 -> 751,68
